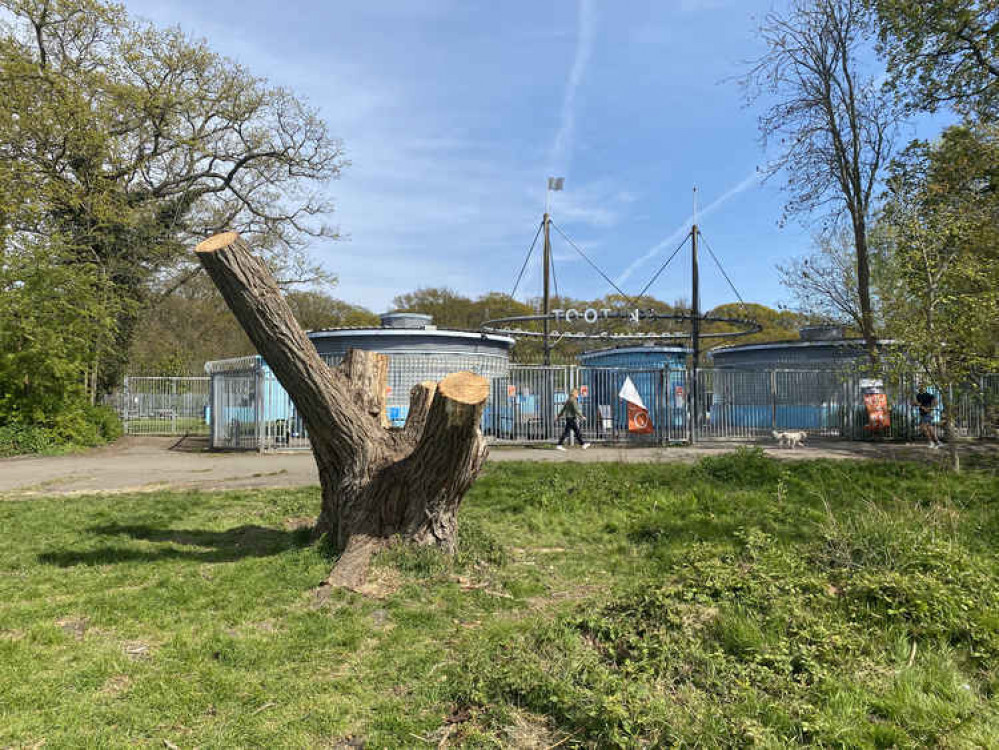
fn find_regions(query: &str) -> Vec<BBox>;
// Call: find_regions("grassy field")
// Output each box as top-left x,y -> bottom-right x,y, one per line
1,450 -> 998,748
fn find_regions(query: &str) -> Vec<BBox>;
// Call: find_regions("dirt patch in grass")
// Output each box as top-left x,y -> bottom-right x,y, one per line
121,640 -> 152,660
354,565 -> 403,599
55,616 -> 88,641
499,709 -> 561,748
100,674 -> 132,697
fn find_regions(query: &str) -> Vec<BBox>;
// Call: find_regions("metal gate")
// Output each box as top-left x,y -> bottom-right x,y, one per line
114,376 -> 210,436
484,366 -> 573,442
576,367 -> 688,444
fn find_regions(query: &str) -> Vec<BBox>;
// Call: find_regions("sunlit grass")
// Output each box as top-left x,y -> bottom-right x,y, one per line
0,450 -> 996,747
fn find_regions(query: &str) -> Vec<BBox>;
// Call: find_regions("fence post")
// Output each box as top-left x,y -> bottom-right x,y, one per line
770,370 -> 777,431
172,378 -> 178,434
981,375 -> 986,439
255,361 -> 265,452
122,376 -> 130,435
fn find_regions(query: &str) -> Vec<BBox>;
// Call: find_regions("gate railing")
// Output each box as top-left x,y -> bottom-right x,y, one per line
113,365 -> 998,447
692,369 -> 999,442
109,376 -> 210,436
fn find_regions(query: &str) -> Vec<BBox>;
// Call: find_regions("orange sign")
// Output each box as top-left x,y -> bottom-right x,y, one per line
627,402 -> 653,433
864,392 -> 890,429
579,385 -> 589,398
507,385 -> 517,398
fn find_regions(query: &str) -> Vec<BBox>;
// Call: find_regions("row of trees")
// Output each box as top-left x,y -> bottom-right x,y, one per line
128,283 -> 806,371
748,0 -> 998,469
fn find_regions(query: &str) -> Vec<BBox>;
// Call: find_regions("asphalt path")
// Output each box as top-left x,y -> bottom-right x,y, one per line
0,436 -> 991,497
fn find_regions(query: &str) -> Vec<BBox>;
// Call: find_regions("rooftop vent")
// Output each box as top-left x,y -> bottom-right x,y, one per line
380,312 -> 433,329
798,325 -> 845,341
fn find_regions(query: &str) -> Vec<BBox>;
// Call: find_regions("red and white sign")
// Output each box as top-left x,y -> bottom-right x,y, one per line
619,377 -> 653,434
507,384 -> 517,399
579,385 -> 589,398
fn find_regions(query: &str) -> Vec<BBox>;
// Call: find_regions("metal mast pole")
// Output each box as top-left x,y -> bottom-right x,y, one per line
690,187 -> 700,443
541,177 -> 562,366
543,210 -> 552,366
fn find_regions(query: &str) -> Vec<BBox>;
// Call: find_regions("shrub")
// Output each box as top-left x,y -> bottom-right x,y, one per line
0,423 -> 59,457
695,446 -> 783,487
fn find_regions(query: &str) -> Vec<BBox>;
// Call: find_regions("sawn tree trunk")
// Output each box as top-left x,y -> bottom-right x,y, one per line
195,232 -> 490,588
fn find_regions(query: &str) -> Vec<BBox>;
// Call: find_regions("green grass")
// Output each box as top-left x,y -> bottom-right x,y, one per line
1,449 -> 998,747
123,417 -> 208,435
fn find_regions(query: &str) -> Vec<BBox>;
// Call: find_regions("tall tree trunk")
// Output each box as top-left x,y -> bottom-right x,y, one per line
852,218 -> 877,363
195,232 -> 490,588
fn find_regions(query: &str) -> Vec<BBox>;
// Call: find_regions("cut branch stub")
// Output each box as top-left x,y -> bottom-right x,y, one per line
194,232 -> 491,590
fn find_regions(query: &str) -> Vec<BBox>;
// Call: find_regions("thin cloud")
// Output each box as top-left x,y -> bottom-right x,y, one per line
549,0 -> 596,174
616,168 -> 761,289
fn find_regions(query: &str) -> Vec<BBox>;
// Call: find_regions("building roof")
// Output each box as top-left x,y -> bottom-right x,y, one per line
306,327 -> 515,347
580,345 -> 691,359
709,338 -> 892,356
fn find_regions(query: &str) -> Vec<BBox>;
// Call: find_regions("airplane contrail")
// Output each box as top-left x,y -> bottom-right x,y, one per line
615,169 -> 761,288
549,0 -> 596,173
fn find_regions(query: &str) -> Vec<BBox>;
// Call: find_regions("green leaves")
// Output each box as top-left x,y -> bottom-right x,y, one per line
871,0 -> 999,120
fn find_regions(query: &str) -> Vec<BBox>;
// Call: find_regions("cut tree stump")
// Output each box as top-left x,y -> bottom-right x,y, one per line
195,232 -> 489,589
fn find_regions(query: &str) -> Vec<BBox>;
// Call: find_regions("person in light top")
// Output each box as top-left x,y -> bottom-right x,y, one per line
555,389 -> 589,451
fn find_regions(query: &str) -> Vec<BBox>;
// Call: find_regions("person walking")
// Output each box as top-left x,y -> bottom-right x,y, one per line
555,388 -> 589,451
913,386 -> 942,449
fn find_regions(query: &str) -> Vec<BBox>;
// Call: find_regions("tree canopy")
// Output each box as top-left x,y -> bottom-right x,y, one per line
871,0 -> 999,119
0,0 -> 344,394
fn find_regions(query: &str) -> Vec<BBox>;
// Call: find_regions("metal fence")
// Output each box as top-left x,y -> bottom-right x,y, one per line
114,363 -> 999,448
207,351 -> 511,451
692,369 -> 999,442
109,376 -> 210,436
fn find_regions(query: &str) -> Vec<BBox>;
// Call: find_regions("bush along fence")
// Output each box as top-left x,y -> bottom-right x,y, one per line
107,363 -> 999,450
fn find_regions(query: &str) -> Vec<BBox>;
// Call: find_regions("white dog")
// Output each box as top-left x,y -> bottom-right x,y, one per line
772,430 -> 807,449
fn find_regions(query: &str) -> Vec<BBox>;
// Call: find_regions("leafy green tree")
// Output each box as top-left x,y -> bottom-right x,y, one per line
0,0 -> 344,393
870,0 -> 999,119
285,292 -> 380,332
0,237 -> 119,440
705,303 -> 805,351
742,0 -> 899,360
878,123 -> 999,470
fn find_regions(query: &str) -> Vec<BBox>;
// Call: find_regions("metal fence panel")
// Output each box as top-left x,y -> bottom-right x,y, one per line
190,358 -> 999,450
484,366 -> 573,443
111,377 -> 210,436
209,368 -> 258,449
575,367 -> 684,444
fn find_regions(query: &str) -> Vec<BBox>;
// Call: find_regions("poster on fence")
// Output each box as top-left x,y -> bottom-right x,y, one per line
860,379 -> 890,430
619,377 -> 653,434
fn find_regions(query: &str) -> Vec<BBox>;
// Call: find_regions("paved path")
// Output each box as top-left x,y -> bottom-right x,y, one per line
0,436 -> 992,497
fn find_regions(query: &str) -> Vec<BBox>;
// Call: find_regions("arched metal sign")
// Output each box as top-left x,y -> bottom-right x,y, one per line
480,309 -> 761,341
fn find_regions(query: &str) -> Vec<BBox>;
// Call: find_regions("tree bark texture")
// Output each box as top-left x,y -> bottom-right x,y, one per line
195,232 -> 490,588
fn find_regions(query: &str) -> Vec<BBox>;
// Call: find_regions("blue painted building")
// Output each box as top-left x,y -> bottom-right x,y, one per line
577,345 -> 690,438
206,313 -> 513,449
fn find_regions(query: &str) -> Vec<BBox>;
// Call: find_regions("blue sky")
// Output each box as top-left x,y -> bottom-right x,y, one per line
126,0 -> 941,314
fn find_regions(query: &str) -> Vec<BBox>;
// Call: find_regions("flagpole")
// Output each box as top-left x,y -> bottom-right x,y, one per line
691,186 -> 700,445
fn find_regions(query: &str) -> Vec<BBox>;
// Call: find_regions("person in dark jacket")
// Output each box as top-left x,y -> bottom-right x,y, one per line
913,386 -> 942,449
556,388 -> 589,451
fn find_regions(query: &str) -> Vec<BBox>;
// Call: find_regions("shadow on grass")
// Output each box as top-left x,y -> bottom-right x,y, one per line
38,523 -> 312,567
